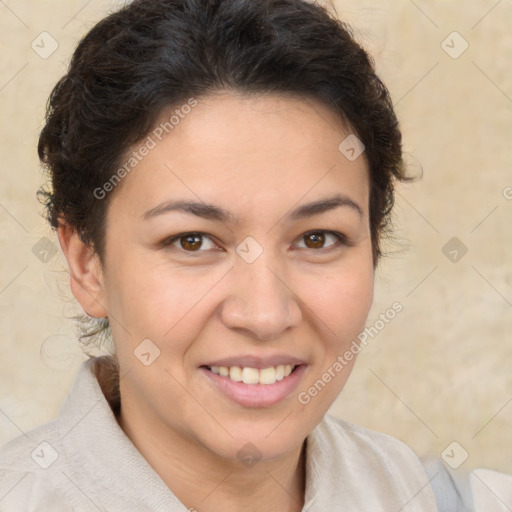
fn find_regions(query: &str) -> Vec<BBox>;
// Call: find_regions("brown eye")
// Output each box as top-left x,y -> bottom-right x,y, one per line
180,234 -> 203,251
163,232 -> 217,252
304,232 -> 326,249
296,231 -> 346,251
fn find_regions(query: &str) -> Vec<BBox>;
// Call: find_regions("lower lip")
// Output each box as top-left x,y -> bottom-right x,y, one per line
199,365 -> 307,408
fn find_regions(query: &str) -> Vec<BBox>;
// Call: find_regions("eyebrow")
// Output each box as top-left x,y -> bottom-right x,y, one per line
142,193 -> 363,223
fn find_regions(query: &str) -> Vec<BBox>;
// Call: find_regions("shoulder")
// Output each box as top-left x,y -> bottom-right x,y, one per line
319,413 -> 425,465
0,422 -> 73,511
0,417 -> 59,469
470,468 -> 512,511
307,414 -> 439,510
0,360 -> 108,511
320,419 -> 512,512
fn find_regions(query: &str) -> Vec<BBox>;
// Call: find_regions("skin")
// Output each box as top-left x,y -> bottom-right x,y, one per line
58,91 -> 374,512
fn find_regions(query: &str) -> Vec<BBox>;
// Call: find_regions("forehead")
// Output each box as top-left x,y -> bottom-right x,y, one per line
110,91 -> 370,222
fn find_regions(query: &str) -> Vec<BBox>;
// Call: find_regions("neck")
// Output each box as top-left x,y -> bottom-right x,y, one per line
117,398 -> 306,512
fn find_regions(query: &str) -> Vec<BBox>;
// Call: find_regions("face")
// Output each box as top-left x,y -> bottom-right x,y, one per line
97,91 -> 374,463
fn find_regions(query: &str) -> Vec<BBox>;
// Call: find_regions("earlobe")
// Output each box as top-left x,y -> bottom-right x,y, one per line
57,222 -> 108,319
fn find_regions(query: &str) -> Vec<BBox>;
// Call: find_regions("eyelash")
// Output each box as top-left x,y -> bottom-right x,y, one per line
161,230 -> 348,254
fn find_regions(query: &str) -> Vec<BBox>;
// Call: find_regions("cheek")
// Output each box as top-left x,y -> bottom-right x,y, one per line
298,260 -> 374,342
104,244 -> 373,358
336,266 -> 374,326
295,264 -> 373,409
103,258 -> 225,346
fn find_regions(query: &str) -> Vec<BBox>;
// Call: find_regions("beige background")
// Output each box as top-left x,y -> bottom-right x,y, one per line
1,0 -> 511,477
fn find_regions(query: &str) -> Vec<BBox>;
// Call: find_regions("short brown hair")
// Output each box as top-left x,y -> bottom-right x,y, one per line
38,0 -> 406,265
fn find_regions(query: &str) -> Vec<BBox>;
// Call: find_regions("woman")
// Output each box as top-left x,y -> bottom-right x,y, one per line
0,0 -> 503,510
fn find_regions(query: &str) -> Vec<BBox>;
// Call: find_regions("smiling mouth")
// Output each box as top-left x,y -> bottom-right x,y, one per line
201,364 -> 300,385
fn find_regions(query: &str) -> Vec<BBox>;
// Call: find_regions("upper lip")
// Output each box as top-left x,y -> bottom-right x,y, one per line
201,355 -> 307,369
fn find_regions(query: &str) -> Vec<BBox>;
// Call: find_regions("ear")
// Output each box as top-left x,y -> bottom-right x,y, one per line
57,221 -> 107,318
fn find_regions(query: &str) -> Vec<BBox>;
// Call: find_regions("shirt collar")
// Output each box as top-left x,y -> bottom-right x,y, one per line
57,357 -> 436,511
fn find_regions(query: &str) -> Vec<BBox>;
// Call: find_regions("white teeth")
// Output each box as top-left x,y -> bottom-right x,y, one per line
208,364 -> 297,385
259,367 -> 277,385
229,366 -> 243,382
242,367 -> 260,384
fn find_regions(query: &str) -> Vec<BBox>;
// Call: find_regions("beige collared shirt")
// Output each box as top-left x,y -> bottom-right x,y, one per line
0,358 -> 509,511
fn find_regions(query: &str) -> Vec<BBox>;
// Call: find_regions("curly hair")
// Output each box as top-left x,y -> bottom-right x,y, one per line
37,0 -> 407,346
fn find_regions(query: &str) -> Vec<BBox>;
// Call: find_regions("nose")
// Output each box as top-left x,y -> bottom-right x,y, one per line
220,256 -> 302,341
